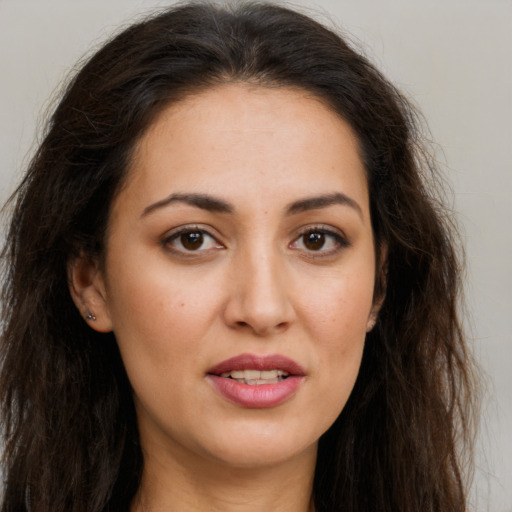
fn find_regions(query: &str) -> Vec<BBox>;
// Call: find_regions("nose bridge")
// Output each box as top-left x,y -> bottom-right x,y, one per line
225,232 -> 293,335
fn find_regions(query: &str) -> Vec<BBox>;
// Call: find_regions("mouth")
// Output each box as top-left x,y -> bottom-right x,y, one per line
206,353 -> 306,408
207,352 -> 305,379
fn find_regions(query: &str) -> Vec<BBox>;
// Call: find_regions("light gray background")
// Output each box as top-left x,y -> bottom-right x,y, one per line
0,0 -> 511,510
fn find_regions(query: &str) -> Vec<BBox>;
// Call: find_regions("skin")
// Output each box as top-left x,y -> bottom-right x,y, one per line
70,83 -> 382,512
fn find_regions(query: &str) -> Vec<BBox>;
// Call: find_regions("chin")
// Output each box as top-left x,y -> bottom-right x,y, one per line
194,418 -> 321,470
209,440 -> 316,470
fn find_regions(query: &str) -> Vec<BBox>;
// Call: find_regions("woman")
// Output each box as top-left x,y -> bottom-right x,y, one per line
0,2 -> 478,511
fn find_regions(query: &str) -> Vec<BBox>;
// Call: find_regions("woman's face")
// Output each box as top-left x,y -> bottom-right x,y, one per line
85,84 -> 379,470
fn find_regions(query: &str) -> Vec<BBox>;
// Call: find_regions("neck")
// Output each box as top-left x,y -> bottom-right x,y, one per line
132,441 -> 317,512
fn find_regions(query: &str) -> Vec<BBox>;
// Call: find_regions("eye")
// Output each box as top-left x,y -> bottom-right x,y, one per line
163,227 -> 223,254
290,227 -> 349,255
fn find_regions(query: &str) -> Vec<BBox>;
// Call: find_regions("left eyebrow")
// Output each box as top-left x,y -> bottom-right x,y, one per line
286,193 -> 364,219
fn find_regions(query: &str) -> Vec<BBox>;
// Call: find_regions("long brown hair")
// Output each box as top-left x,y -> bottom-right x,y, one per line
1,3 -> 478,511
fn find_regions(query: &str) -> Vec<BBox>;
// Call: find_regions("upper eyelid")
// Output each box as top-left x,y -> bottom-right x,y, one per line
293,223 -> 348,240
162,224 -> 221,240
161,223 -> 346,236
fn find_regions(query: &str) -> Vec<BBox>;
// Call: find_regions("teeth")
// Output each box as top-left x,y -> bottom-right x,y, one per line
220,369 -> 289,384
244,369 -> 261,380
246,378 -> 279,385
261,370 -> 281,379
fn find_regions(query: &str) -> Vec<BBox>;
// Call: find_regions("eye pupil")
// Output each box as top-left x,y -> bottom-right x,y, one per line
304,232 -> 325,250
181,232 -> 203,250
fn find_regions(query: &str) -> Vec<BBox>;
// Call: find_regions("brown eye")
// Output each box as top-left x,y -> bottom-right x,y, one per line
164,227 -> 223,254
303,232 -> 325,251
181,232 -> 204,250
290,227 -> 349,256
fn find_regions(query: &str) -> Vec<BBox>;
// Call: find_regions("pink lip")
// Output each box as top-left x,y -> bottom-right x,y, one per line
206,353 -> 306,409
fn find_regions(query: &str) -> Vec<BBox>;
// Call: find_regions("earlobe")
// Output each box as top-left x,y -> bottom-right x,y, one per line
366,291 -> 385,332
366,311 -> 377,332
367,246 -> 388,333
367,284 -> 386,332
67,255 -> 113,333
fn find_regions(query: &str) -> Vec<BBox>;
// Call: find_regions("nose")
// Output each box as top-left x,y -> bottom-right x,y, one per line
222,247 -> 295,337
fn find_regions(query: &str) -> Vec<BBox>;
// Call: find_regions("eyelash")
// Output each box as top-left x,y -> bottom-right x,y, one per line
162,225 -> 223,257
161,224 -> 349,258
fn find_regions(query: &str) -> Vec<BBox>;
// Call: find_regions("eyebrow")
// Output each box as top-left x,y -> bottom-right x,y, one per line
286,192 -> 363,219
141,193 -> 233,217
141,191 -> 363,219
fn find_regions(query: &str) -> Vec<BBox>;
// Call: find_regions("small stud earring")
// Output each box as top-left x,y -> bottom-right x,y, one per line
85,312 -> 96,321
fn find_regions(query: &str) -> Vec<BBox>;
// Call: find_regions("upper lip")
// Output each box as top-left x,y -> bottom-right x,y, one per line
207,353 -> 306,376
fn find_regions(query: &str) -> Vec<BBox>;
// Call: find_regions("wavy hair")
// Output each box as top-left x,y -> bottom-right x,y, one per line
1,2 -> 478,511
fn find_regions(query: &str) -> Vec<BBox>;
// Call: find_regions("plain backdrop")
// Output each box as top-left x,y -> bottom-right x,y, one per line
0,0 -> 511,510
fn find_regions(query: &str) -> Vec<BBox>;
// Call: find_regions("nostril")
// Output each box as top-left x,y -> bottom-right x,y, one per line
231,320 -> 289,335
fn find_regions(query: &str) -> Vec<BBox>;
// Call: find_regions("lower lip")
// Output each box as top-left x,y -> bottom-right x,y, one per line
207,375 -> 305,408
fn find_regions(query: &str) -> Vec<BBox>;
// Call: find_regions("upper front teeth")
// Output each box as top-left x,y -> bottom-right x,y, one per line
220,369 -> 289,384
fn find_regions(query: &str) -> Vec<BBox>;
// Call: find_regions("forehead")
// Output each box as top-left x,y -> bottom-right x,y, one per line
120,83 -> 369,218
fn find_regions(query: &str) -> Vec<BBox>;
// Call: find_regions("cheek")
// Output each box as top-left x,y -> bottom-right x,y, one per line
301,268 -> 374,405
303,269 -> 375,343
104,259 -> 221,372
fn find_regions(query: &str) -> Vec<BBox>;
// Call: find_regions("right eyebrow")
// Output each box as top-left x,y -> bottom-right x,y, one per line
140,193 -> 234,218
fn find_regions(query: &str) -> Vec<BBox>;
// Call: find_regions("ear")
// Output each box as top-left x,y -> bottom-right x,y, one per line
366,245 -> 388,332
67,254 -> 113,333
